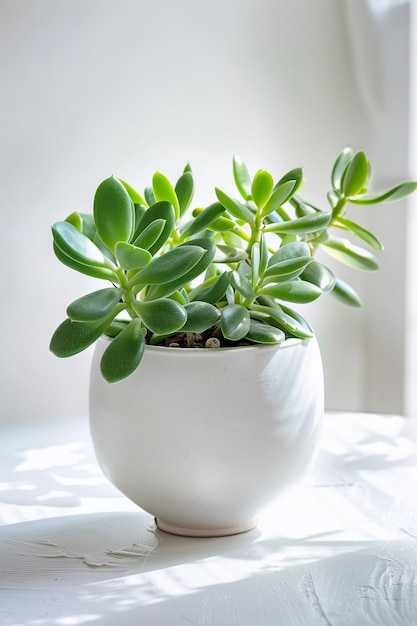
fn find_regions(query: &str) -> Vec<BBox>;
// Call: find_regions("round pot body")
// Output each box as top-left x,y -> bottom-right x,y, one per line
89,337 -> 324,537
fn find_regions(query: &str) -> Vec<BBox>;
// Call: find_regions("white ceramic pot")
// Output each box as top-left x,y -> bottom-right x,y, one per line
89,336 -> 324,537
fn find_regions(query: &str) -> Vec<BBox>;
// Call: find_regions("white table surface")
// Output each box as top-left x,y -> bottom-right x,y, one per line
1,412 -> 416,626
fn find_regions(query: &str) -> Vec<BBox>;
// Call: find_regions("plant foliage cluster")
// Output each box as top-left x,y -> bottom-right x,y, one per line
50,148 -> 417,382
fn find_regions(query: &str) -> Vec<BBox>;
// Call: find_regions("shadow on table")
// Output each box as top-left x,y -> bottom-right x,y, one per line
2,511 -> 416,626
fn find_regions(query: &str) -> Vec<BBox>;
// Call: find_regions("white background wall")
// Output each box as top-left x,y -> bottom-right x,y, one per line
0,0 -> 413,424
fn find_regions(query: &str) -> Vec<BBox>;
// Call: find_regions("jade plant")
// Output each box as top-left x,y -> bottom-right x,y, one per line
50,148 -> 417,382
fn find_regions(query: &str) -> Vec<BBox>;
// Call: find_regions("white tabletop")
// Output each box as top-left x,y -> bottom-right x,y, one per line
1,412 -> 416,626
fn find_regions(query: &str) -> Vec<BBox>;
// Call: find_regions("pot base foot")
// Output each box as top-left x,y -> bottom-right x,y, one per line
155,518 -> 258,538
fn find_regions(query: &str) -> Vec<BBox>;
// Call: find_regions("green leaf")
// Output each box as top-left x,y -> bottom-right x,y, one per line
251,170 -> 274,209
259,233 -> 268,276
322,238 -> 379,271
330,277 -> 363,307
214,245 -> 248,264
275,167 -> 304,194
264,211 -> 332,234
233,155 -> 252,200
100,318 -> 145,383
215,188 -> 255,224
221,304 -> 251,341
251,242 -> 260,286
180,302 -> 221,332
133,218 -> 166,250
341,151 -> 370,197
146,239 -> 216,300
52,221 -> 115,270
267,241 -> 311,268
182,202 -> 225,236
50,317 -> 113,357
144,186 -> 156,206
52,242 -> 117,281
118,179 -> 147,205
334,216 -> 383,251
258,280 -> 322,303
189,271 -> 231,304
175,171 -> 195,216
152,171 -> 180,219
64,212 -> 82,231
93,176 -> 135,253
261,180 -> 297,217
132,298 -> 187,334
115,242 -> 152,270
300,260 -> 335,292
349,181 -> 417,205
133,201 -> 175,255
252,303 -> 313,339
206,213 -> 236,232
67,288 -> 124,322
331,147 -> 353,191
245,319 -> 285,344
231,265 -> 256,300
105,318 -> 130,338
262,263 -> 312,284
132,245 -> 206,286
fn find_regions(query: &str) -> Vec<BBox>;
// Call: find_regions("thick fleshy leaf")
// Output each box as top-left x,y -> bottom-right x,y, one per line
105,318 -> 130,338
175,171 -> 194,216
52,242 -> 117,281
131,245 -> 206,286
134,204 -> 147,230
231,265 -> 256,300
341,151 -> 369,197
65,212 -> 82,231
267,241 -> 311,269
331,147 -> 353,191
300,260 -> 335,292
118,179 -> 147,205
100,318 -> 145,383
246,319 -> 285,344
132,298 -> 187,334
215,188 -> 255,224
144,186 -> 156,206
233,155 -> 252,200
349,181 -> 417,205
334,216 -> 383,251
189,271 -> 231,304
133,201 -> 175,255
52,222 -> 115,270
252,303 -> 313,339
330,277 -> 362,307
206,213 -> 236,232
221,304 -> 251,341
258,280 -> 322,303
275,167 -> 304,194
50,317 -> 113,357
93,176 -> 135,253
259,234 -> 268,276
251,170 -> 274,209
180,302 -> 221,332
115,242 -> 152,270
322,238 -> 379,271
133,219 -> 166,250
182,202 -> 225,236
67,288 -> 124,322
214,245 -> 248,263
145,239 -> 216,300
261,180 -> 297,217
152,171 -> 180,218
264,211 -> 332,234
251,242 -> 260,285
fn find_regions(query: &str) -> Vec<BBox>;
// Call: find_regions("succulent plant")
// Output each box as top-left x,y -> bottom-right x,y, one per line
50,148 -> 417,382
